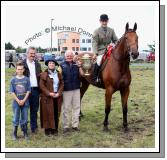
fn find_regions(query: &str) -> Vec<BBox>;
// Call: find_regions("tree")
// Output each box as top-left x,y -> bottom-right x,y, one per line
147,41 -> 155,54
5,42 -> 15,50
16,46 -> 26,53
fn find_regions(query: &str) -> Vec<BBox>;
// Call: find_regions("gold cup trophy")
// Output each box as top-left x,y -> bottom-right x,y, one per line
81,53 -> 92,76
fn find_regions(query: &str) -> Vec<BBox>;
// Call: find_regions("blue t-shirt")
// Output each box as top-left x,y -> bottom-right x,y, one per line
10,76 -> 31,106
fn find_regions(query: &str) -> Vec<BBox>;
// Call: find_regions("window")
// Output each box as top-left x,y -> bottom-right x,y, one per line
88,47 -> 91,51
76,39 -> 79,43
82,39 -> 85,43
72,39 -> 75,43
58,39 -> 66,44
87,39 -> 91,43
64,33 -> 69,39
76,47 -> 79,51
58,39 -> 61,45
72,47 -> 75,51
62,47 -> 68,51
62,39 -> 66,43
80,47 -> 87,51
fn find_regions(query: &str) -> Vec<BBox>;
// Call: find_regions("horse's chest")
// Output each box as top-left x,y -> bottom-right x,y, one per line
117,75 -> 131,89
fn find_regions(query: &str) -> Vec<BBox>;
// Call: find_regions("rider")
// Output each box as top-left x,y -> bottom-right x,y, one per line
92,14 -> 118,84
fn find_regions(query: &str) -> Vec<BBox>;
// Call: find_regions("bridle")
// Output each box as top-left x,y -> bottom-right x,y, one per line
124,30 -> 138,54
112,30 -> 137,61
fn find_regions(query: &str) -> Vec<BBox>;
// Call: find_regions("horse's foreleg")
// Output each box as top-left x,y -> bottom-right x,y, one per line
120,87 -> 130,132
80,77 -> 90,118
103,86 -> 113,131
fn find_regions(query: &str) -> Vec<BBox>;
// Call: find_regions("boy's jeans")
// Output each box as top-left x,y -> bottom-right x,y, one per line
12,103 -> 29,127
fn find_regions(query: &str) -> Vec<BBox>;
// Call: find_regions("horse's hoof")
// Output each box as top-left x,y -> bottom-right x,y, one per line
103,126 -> 110,132
124,127 -> 129,133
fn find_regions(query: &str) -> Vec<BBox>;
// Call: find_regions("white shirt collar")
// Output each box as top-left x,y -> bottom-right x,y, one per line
27,58 -> 35,64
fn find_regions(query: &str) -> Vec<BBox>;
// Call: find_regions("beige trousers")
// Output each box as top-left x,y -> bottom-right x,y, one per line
62,89 -> 80,129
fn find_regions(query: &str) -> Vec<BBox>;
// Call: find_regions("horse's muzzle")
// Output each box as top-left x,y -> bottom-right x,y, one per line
131,52 -> 139,60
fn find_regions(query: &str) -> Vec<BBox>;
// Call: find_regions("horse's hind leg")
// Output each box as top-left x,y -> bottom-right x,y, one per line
103,86 -> 114,131
120,87 -> 130,132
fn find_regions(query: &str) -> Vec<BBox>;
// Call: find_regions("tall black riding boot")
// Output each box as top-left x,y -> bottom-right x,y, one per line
12,126 -> 18,140
23,124 -> 29,140
92,63 -> 100,84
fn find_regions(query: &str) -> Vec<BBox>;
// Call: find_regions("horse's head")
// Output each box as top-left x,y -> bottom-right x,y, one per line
124,22 -> 139,60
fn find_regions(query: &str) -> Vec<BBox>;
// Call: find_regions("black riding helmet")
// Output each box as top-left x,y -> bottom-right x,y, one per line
100,14 -> 109,21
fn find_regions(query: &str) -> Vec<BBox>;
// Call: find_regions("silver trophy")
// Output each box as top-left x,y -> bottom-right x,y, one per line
81,53 -> 92,76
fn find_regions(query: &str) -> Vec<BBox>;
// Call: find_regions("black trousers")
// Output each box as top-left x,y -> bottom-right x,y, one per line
9,62 -> 15,68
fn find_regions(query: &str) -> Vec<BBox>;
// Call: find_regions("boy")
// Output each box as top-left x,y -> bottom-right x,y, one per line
10,62 -> 31,140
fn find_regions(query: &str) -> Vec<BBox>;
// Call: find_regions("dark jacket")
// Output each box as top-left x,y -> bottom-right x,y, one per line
22,59 -> 42,86
39,69 -> 64,129
60,61 -> 80,91
9,54 -> 13,62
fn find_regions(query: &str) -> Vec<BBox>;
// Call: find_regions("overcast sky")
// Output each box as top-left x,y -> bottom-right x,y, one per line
4,1 -> 158,51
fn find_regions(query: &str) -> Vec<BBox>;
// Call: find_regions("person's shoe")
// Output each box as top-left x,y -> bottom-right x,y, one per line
72,127 -> 80,132
50,129 -> 58,136
45,129 -> 51,137
12,126 -> 18,141
24,133 -> 30,141
63,128 -> 70,134
31,128 -> 38,134
23,125 -> 29,141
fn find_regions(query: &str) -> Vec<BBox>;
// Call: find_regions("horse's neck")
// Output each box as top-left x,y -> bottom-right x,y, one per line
112,38 -> 130,73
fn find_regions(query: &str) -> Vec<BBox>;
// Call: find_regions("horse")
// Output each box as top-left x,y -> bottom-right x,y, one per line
79,22 -> 139,132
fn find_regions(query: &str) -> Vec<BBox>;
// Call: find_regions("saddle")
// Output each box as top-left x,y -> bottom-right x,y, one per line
91,45 -> 113,88
98,45 -> 113,76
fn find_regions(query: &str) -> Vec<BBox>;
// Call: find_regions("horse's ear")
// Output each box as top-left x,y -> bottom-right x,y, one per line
133,22 -> 137,31
125,22 -> 129,32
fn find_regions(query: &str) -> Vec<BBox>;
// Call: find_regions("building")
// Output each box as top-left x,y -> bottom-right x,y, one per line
57,31 -> 92,53
80,34 -> 92,52
57,31 -> 80,52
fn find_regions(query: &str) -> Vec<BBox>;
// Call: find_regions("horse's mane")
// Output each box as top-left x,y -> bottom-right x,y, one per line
114,29 -> 135,50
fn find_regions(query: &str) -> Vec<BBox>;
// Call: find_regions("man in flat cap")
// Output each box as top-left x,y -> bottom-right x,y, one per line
92,14 -> 118,84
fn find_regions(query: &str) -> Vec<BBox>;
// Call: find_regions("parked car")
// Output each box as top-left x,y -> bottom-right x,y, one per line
36,53 -> 44,61
146,52 -> 155,62
18,53 -> 27,60
55,55 -> 64,64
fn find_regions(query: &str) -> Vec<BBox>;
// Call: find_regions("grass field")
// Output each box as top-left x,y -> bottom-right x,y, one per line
5,63 -> 155,148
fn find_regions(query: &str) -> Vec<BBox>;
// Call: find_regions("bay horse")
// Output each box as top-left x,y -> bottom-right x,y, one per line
80,23 -> 139,132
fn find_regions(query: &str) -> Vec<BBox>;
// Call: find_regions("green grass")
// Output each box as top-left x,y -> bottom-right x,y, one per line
5,63 -> 155,148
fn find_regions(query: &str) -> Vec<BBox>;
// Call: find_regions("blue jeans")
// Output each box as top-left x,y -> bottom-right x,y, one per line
12,103 -> 29,127
29,88 -> 40,131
